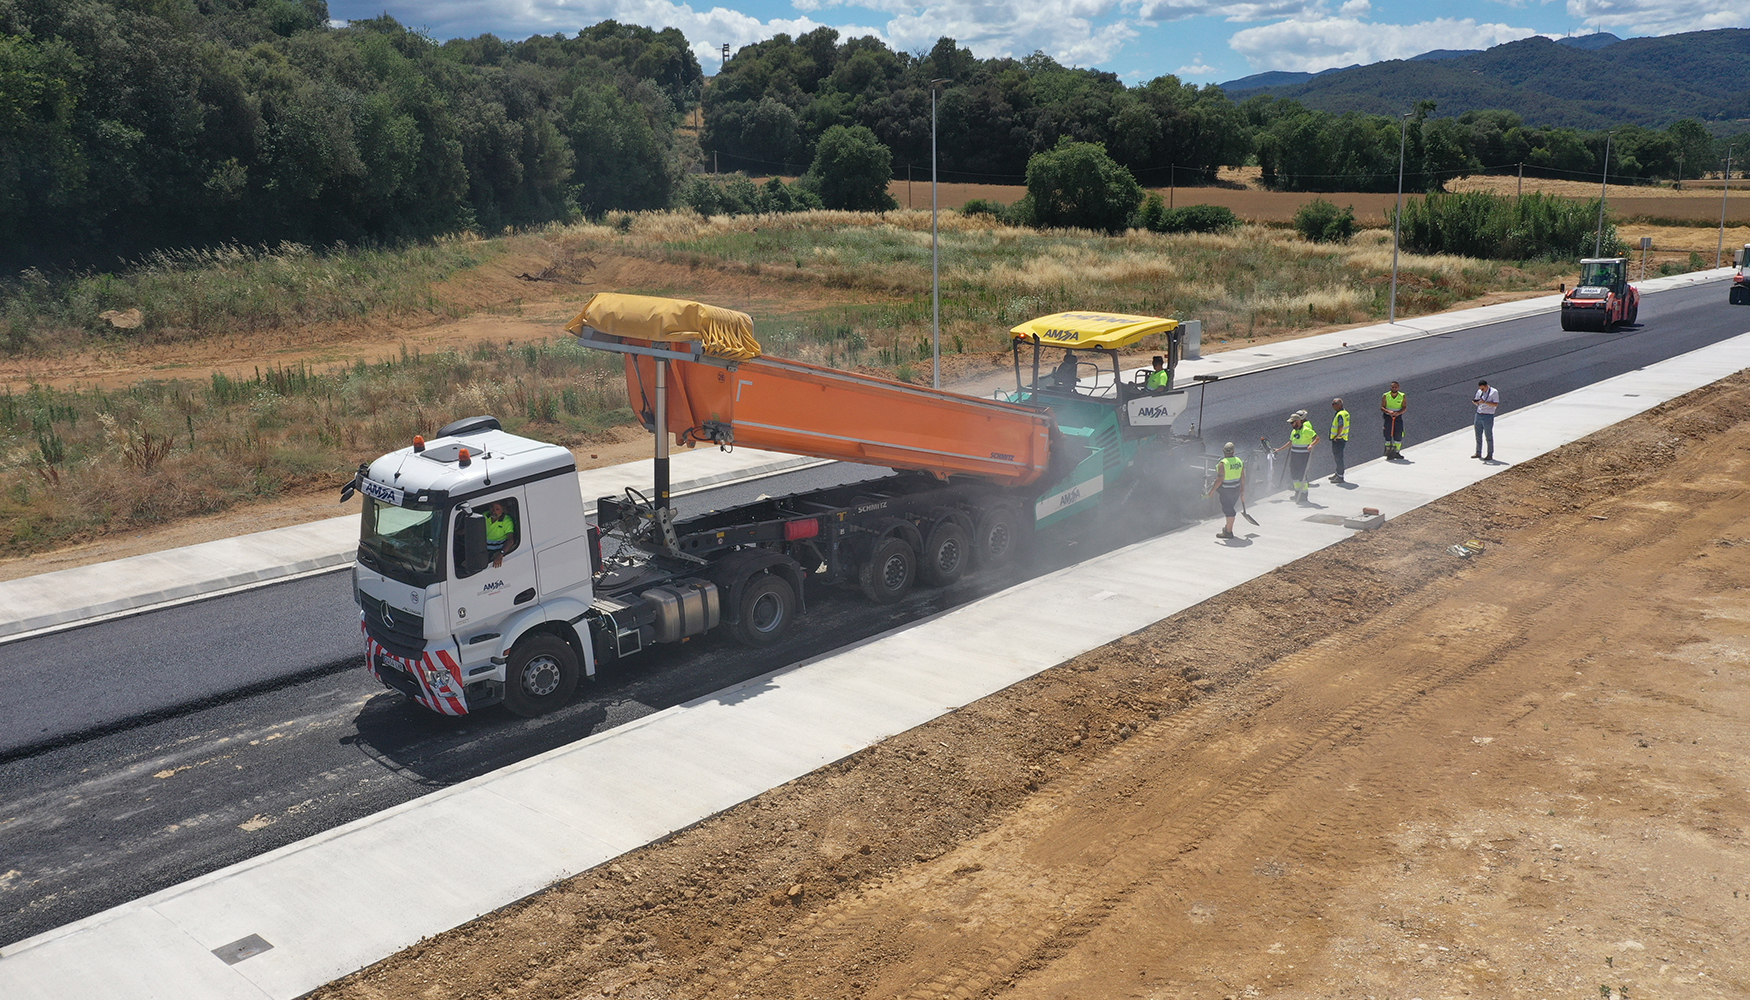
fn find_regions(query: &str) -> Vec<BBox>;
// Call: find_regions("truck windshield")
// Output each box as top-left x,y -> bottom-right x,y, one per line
1580,262 -> 1618,286
359,499 -> 444,585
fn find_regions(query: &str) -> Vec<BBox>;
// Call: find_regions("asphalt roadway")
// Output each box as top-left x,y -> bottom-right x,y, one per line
0,279 -> 1742,945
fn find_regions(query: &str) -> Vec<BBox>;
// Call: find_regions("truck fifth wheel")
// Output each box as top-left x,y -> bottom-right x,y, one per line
345,294 -> 1197,717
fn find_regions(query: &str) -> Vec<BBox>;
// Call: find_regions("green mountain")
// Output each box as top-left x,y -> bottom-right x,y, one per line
1225,29 -> 1748,130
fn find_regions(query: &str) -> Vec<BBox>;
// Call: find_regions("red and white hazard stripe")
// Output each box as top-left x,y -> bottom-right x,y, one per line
363,628 -> 470,716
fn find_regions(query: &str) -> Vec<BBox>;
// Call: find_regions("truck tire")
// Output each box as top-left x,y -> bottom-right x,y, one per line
1626,300 -> 1637,325
972,502 -> 1022,570
859,535 -> 916,604
919,518 -> 970,587
502,633 -> 579,717
731,573 -> 795,647
1559,309 -> 1576,331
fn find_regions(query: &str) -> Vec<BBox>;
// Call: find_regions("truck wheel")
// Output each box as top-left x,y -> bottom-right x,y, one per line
1560,309 -> 1576,331
973,503 -> 1022,570
731,573 -> 795,647
858,535 -> 916,604
1626,301 -> 1637,325
503,633 -> 578,717
919,519 -> 970,587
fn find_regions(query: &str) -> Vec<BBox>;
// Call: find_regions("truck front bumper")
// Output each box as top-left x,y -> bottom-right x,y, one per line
363,626 -> 478,716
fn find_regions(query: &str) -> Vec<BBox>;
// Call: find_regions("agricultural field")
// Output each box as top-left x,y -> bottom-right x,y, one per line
1,199 -> 1745,569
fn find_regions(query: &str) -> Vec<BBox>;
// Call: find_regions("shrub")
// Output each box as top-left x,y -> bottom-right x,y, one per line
1139,200 -> 1241,235
675,173 -> 819,217
1396,191 -> 1622,261
1293,199 -> 1356,243
1024,139 -> 1143,234
960,198 -> 1006,218
801,125 -> 898,212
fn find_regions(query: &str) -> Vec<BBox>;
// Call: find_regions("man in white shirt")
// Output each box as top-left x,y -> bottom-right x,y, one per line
1472,379 -> 1499,461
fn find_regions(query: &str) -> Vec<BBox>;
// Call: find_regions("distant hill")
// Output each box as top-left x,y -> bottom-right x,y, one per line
1218,28 -> 1743,128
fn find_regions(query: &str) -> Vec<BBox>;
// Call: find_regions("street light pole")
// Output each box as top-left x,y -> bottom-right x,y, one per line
1389,111 -> 1410,324
930,79 -> 948,389
1594,132 -> 1612,258
1719,146 -> 1735,269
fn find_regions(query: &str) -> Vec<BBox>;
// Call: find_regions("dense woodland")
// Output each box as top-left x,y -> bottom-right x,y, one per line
0,2 -> 1739,270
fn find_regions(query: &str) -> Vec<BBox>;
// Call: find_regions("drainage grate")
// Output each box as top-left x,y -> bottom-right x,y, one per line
212,934 -> 274,965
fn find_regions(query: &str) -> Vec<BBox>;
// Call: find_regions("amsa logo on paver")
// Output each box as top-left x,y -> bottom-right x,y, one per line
1126,393 -> 1186,426
1034,474 -> 1103,520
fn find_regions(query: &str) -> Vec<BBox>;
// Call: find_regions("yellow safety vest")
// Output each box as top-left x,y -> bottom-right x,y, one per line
1383,390 -> 1405,413
1330,408 -> 1350,440
1290,424 -> 1317,452
1146,369 -> 1171,389
1220,456 -> 1243,483
485,514 -> 515,544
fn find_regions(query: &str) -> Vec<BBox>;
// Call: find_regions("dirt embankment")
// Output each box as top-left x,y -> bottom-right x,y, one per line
313,374 -> 1750,999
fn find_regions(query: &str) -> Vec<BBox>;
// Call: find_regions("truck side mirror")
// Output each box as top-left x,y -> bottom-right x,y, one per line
459,512 -> 489,577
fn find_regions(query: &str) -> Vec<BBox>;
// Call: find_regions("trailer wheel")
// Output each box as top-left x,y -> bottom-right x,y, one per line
919,518 -> 970,587
502,633 -> 578,717
731,573 -> 795,647
859,535 -> 916,604
973,503 -> 1022,570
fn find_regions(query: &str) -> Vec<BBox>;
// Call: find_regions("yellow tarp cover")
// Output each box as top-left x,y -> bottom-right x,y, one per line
1010,311 -> 1178,351
566,292 -> 762,360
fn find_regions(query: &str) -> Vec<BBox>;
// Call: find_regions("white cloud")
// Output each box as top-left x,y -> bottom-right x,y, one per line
1134,0 -> 1321,23
1229,15 -> 1541,72
1176,60 -> 1220,75
337,1 -> 1145,71
1337,0 -> 1368,15
1566,0 -> 1743,35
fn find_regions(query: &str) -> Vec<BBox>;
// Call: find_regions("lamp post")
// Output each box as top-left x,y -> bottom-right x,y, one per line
1594,132 -> 1613,258
1388,111 -> 1410,324
930,78 -> 949,389
1719,146 -> 1735,269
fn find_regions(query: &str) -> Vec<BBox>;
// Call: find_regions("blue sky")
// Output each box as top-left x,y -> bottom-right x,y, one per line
326,0 -> 1744,84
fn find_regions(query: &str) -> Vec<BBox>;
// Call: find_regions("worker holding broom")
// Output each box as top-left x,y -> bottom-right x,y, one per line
1206,441 -> 1246,539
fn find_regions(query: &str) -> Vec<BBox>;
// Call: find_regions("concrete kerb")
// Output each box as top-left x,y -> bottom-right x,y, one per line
6,331 -> 1748,1000
0,451 -> 829,644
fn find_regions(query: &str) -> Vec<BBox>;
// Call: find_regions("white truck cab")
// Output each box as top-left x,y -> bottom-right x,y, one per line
350,416 -> 598,716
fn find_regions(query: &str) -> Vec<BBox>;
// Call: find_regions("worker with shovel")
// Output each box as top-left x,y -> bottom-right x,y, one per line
1207,441 -> 1247,539
1273,410 -> 1318,503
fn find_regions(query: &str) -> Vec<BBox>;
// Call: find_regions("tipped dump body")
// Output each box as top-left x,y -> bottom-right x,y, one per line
568,293 -> 1055,487
624,351 -> 1054,487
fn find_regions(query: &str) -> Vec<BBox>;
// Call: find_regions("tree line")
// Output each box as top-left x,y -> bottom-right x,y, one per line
0,0 -> 701,269
1,4 -> 1738,272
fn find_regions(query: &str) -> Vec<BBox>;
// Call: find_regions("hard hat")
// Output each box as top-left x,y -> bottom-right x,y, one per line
1223,441 -> 1236,456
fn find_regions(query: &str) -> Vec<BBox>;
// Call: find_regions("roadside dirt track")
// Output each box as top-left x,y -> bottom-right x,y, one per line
320,376 -> 1750,1000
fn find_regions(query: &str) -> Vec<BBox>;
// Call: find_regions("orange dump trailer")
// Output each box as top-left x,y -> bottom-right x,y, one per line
568,294 -> 1054,488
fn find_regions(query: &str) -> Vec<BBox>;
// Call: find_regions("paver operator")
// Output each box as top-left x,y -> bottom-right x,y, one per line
1206,441 -> 1245,539
1273,410 -> 1318,503
1381,381 -> 1407,459
1327,397 -> 1350,484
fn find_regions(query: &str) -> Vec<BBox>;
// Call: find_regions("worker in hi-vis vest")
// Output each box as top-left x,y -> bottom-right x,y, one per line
1327,397 -> 1350,484
1380,381 -> 1407,459
1273,410 -> 1318,503
1206,441 -> 1245,539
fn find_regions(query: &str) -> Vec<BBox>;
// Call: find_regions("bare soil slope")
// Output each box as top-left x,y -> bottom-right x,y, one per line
315,376 -> 1750,999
